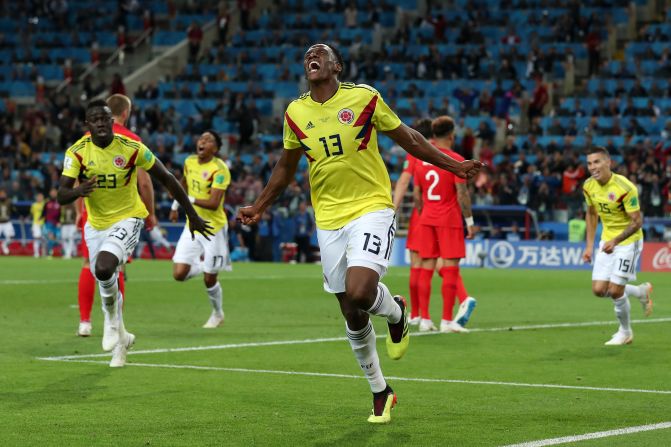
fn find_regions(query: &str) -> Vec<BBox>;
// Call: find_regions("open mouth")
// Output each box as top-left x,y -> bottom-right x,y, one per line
308,61 -> 321,73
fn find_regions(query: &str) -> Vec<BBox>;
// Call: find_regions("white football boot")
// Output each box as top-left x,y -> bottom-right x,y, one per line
77,321 -> 92,337
408,316 -> 421,326
604,330 -> 633,346
418,319 -> 437,332
638,283 -> 653,317
203,311 -> 224,328
102,293 -> 122,351
109,330 -> 135,367
440,320 -> 470,333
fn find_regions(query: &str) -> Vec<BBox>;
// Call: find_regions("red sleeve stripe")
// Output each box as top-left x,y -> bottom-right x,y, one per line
616,193 -> 627,203
285,112 -> 308,140
123,149 -> 139,169
353,95 -> 378,127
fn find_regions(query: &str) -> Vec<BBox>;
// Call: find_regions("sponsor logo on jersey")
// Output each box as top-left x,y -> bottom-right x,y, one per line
337,108 -> 355,125
305,121 -> 315,130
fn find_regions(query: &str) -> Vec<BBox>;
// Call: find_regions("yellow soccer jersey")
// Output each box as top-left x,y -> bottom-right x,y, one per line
283,82 -> 401,229
583,173 -> 643,245
184,155 -> 230,232
30,202 -> 45,225
61,134 -> 156,230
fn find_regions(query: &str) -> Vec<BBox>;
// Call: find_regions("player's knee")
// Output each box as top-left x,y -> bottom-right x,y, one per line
346,283 -> 376,307
172,268 -> 188,282
203,275 -> 218,288
592,285 -> 609,297
94,262 -> 116,282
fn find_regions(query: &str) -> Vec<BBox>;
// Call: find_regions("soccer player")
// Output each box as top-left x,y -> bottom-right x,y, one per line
238,43 -> 482,423
0,189 -> 16,255
43,188 -> 61,257
581,146 -> 653,345
413,116 -> 477,333
58,99 -> 212,367
60,202 -> 77,259
30,192 -> 45,258
76,94 -> 155,337
170,130 -> 232,328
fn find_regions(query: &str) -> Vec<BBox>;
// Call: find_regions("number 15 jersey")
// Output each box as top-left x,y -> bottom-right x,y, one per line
283,82 -> 401,230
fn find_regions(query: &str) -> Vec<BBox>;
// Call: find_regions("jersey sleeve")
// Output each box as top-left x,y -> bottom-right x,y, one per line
622,185 -> 640,213
62,148 -> 81,179
372,93 -> 402,132
136,143 -> 156,170
283,110 -> 302,150
212,164 -> 231,191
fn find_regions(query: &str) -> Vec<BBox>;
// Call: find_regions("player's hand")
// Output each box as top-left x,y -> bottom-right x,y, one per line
169,209 -> 178,223
77,176 -> 97,197
455,160 -> 484,180
601,240 -> 617,254
145,214 -> 157,231
237,205 -> 261,225
187,214 -> 214,241
466,225 -> 477,239
582,248 -> 593,263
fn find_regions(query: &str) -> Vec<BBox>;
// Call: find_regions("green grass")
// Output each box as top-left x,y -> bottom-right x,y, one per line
0,257 -> 669,446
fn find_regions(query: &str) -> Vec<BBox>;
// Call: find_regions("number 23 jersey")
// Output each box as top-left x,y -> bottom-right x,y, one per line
283,82 -> 401,230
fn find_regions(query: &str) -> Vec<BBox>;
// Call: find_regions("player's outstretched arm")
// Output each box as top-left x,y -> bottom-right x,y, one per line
148,159 -> 214,239
583,205 -> 598,262
384,123 -> 483,179
57,176 -> 96,205
392,171 -> 412,211
238,148 -> 302,225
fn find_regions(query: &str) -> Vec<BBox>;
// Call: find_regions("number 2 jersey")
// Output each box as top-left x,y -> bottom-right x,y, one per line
583,173 -> 643,245
413,145 -> 465,228
283,82 -> 401,230
62,134 -> 156,230
183,154 -> 231,233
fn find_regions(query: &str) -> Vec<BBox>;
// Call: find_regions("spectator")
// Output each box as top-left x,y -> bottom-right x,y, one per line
187,21 -> 204,63
109,73 -> 126,95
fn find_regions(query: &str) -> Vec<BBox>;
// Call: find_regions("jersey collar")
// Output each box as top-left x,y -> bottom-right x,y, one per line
307,82 -> 341,106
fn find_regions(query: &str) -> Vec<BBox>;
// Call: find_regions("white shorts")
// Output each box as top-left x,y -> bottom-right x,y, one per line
592,239 -> 643,286
85,218 -> 144,269
0,221 -> 14,238
32,223 -> 42,239
61,224 -> 77,240
172,225 -> 232,274
317,208 -> 396,294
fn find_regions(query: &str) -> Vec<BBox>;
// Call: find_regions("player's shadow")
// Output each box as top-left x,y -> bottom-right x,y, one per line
311,427 -> 412,447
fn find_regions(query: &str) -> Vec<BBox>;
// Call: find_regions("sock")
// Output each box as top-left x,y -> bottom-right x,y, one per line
417,268 -> 434,319
456,273 -> 468,303
186,262 -> 204,280
78,267 -> 95,322
409,267 -> 421,318
613,294 -> 631,333
440,266 -> 459,321
98,272 -> 119,317
118,270 -> 125,296
346,320 -> 386,393
33,240 -> 40,256
367,282 -> 401,324
207,282 -> 223,314
624,284 -> 643,299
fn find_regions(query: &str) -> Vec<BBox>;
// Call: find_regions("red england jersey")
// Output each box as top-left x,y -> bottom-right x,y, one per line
413,145 -> 465,227
402,153 -> 417,175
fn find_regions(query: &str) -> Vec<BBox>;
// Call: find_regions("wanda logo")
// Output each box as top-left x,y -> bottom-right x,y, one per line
652,247 -> 671,269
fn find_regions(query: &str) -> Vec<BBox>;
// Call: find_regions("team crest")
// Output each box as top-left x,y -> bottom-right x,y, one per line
202,171 -> 209,179
113,155 -> 126,168
608,192 -> 616,201
337,108 -> 355,125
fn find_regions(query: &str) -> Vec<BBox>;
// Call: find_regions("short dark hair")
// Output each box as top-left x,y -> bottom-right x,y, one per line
204,129 -> 222,150
587,146 -> 610,157
86,99 -> 110,112
324,43 -> 345,80
432,116 -> 455,138
412,118 -> 433,139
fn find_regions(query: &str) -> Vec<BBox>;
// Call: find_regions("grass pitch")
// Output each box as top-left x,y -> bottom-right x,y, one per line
0,257 -> 669,446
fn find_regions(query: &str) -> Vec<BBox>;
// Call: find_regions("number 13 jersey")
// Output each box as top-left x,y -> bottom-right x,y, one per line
283,82 -> 401,230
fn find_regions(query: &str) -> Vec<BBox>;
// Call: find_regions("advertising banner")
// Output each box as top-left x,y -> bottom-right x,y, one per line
640,242 -> 671,272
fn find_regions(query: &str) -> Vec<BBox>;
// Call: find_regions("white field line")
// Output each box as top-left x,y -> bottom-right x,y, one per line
38,358 -> 671,396
0,275 -> 319,285
37,317 -> 671,361
500,421 -> 671,447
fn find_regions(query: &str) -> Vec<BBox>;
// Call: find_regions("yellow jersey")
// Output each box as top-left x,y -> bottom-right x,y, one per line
61,134 -> 156,230
30,201 -> 45,225
183,155 -> 230,232
583,173 -> 643,245
283,82 -> 401,229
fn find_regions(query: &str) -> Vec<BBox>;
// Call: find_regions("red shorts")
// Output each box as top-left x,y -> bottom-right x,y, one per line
405,209 -> 421,252
417,224 -> 465,260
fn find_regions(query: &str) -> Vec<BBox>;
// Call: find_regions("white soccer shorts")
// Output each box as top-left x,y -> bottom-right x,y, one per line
61,224 -> 77,241
317,208 -> 396,294
0,221 -> 14,239
32,223 -> 42,238
172,225 -> 231,274
84,217 -> 144,269
592,239 -> 643,286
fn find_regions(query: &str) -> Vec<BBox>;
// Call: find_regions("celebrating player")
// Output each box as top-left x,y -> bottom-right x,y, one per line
238,43 -> 482,423
58,100 -> 212,367
582,146 -> 653,345
170,130 -> 232,328
0,189 -> 16,255
413,116 -> 477,333
76,94 -> 155,337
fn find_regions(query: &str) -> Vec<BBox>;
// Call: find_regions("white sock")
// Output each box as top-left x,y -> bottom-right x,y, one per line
624,284 -> 643,299
367,282 -> 402,324
185,262 -> 203,280
98,272 -> 119,317
207,282 -> 223,314
346,320 -> 386,393
33,240 -> 40,256
613,294 -> 631,333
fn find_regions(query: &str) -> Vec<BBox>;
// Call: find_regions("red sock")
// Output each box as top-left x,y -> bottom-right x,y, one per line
417,268 -> 434,319
118,272 -> 125,311
440,266 -> 460,321
456,273 -> 468,304
409,267 -> 421,319
78,267 -> 95,322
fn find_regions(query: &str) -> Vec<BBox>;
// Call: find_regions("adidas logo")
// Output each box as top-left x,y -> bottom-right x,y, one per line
305,121 -> 315,130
